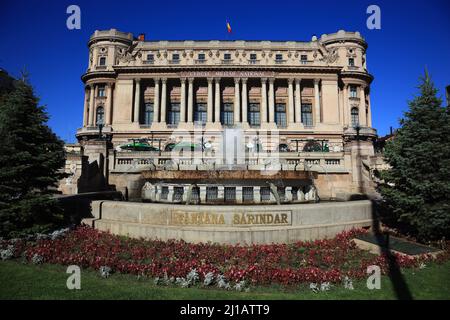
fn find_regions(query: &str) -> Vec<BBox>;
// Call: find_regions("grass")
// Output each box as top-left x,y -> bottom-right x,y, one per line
0,260 -> 449,299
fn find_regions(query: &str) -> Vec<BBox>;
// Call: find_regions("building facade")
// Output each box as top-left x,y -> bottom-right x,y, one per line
65,29 -> 378,202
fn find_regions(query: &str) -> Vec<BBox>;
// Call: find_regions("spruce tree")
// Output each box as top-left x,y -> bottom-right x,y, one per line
0,73 -> 66,237
380,71 -> 450,241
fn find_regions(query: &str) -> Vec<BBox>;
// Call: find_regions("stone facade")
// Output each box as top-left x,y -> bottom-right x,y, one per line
66,29 -> 378,201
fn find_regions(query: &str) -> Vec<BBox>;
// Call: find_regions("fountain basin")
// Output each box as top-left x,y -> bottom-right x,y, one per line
83,200 -> 372,244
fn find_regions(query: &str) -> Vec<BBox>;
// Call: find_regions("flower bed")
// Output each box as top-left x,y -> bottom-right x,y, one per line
1,226 -> 448,286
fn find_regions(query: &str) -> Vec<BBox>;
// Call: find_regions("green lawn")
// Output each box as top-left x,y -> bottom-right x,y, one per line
0,260 -> 449,300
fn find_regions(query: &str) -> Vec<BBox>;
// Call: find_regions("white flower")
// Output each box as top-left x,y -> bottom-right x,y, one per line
320,282 -> 331,291
99,266 -> 112,278
344,276 -> 354,290
234,280 -> 247,292
31,254 -> 44,265
186,268 -> 199,284
419,262 -> 426,269
203,272 -> 215,286
309,283 -> 319,293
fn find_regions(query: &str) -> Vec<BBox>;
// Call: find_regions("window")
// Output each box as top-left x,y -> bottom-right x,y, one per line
98,57 -> 106,66
143,103 -> 154,125
260,187 -> 271,201
172,53 -> 180,61
194,103 -> 207,125
349,85 -> 358,98
224,53 -> 231,60
275,103 -> 287,128
206,187 -> 218,202
173,187 -> 184,202
161,186 -> 169,200
275,54 -> 283,61
301,104 -> 313,126
221,103 -> 234,126
97,85 -> 105,97
301,55 -> 308,61
277,187 -> 286,202
191,187 -> 200,202
168,103 -> 180,125
250,53 -> 257,60
224,187 -> 236,202
147,54 -> 154,61
95,106 -> 104,125
248,103 -> 260,127
198,53 -> 205,60
351,107 -> 359,127
348,58 -> 355,66
243,187 -> 254,202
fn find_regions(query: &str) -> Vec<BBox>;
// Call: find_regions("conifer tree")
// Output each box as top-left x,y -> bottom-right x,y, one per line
380,71 -> 450,240
0,72 -> 66,237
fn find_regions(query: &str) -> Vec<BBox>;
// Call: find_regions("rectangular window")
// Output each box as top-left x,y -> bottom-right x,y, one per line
161,186 -> 169,200
168,103 -> 180,125
173,187 -> 184,202
99,57 -> 106,66
349,85 -> 358,98
224,53 -> 231,60
147,54 -> 154,61
301,104 -> 313,126
243,187 -> 254,202
191,187 -> 200,202
97,85 -> 106,97
143,103 -> 154,125
224,187 -> 236,202
277,187 -> 286,202
172,53 -> 180,61
250,53 -> 257,60
206,187 -> 218,202
194,103 -> 207,125
248,103 -> 260,127
221,103 -> 234,126
275,103 -> 287,128
275,54 -> 283,61
260,187 -> 271,201
198,53 -> 205,60
348,58 -> 355,66
301,55 -> 308,61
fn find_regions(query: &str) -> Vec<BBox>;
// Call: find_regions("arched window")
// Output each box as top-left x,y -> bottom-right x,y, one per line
248,103 -> 260,127
275,103 -> 287,128
351,107 -> 359,127
221,103 -> 234,126
96,106 -> 104,125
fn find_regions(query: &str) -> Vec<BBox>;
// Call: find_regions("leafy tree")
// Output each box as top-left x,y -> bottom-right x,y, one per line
380,71 -> 450,241
0,72 -> 66,237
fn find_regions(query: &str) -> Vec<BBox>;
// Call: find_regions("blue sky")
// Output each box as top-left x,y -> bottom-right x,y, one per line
1,0 -> 449,142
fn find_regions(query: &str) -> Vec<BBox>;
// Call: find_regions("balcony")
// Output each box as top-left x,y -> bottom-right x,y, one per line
96,65 -> 107,70
275,59 -> 286,64
169,59 -> 180,64
221,59 -> 233,65
300,60 -> 312,65
143,60 -> 154,65
248,59 -> 260,65
195,59 -> 206,64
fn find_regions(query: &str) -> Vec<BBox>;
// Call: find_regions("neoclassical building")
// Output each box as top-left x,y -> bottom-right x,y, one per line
62,29 -> 378,202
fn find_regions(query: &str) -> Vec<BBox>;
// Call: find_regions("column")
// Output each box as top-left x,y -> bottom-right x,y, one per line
106,83 -> 113,125
268,78 -> 275,123
261,78 -> 267,124
207,78 -> 214,123
180,78 -> 186,123
214,78 -> 221,124
133,79 -> 140,124
187,78 -> 194,123
153,78 -> 160,123
295,79 -> 301,123
83,86 -> 90,127
359,85 -> 367,126
241,78 -> 248,124
288,78 -> 295,125
160,78 -> 167,124
234,78 -> 241,124
314,79 -> 321,125
88,84 -> 95,126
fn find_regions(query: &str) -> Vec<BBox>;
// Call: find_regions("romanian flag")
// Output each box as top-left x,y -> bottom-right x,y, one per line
226,20 -> 232,33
